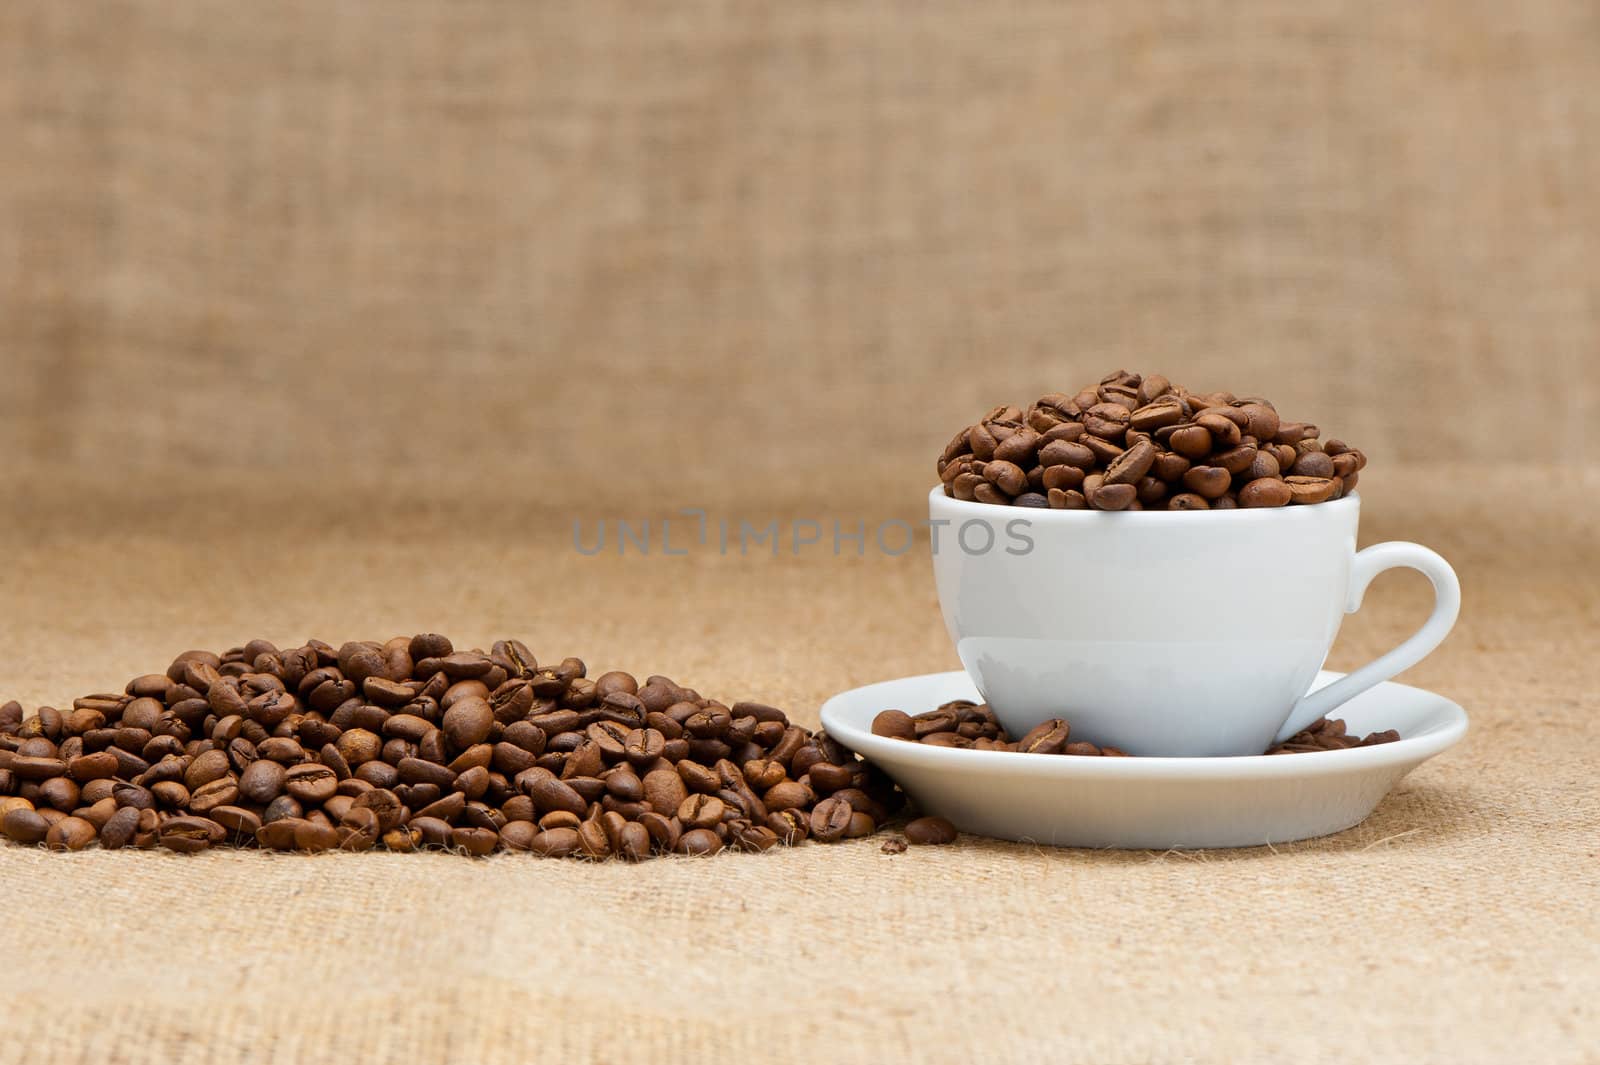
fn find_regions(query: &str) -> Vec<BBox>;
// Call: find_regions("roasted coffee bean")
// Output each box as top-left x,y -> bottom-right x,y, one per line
1038,439 -> 1096,470
498,820 -> 539,851
1285,475 -> 1337,504
615,821 -> 652,861
78,797 -> 117,830
293,820 -> 340,852
397,756 -> 455,789
1018,718 -> 1070,754
2,806 -> 49,843
677,794 -> 725,830
99,806 -> 142,849
66,751 -> 119,782
442,698 -> 494,750
209,805 -> 262,838
763,779 -> 814,811
904,816 -> 959,846
238,759 -> 286,803
2,755 -> 68,782
809,796 -> 854,843
983,460 -> 1028,497
870,710 -> 921,741
45,815 -> 98,851
675,828 -> 723,856
1182,466 -> 1232,499
1088,481 -> 1136,511
189,777 -> 238,814
808,762 -> 855,794
1238,477 -> 1292,508
159,815 -> 221,854
529,827 -> 581,857
283,763 -> 338,804
337,807 -> 381,851
522,771 -> 588,817
1103,438 -> 1156,485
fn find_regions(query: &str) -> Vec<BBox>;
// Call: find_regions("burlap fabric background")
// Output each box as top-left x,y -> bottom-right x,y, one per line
2,3 -> 1596,1063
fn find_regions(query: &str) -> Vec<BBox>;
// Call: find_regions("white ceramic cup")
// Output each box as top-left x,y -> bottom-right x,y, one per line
928,487 -> 1460,756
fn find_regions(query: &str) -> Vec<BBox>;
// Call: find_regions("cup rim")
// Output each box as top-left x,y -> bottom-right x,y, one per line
928,485 -> 1359,521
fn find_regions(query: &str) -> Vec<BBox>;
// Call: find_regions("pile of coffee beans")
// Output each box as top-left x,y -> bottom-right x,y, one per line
937,370 -> 1367,510
873,701 -> 1399,755
1264,717 -> 1401,754
0,636 -> 909,859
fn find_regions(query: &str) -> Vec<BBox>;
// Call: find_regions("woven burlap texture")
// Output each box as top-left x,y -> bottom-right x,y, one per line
2,467 -> 1596,1064
3,2 -> 1598,1062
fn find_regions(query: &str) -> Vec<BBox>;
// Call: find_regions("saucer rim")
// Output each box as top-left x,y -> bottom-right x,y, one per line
819,669 -> 1468,781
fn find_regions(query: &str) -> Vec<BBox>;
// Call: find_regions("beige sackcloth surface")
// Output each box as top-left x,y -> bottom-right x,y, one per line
3,2 -> 1598,1062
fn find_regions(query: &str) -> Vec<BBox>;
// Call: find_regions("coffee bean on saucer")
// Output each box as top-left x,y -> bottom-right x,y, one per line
887,700 -> 1401,759
871,710 -> 917,741
904,817 -> 959,846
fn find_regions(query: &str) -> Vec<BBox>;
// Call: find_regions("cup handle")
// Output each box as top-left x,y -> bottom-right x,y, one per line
1274,542 -> 1461,744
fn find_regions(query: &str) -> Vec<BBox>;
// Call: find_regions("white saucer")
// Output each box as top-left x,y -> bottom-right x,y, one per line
820,670 -> 1467,849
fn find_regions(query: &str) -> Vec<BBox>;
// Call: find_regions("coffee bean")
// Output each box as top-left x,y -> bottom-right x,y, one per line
352,788 -> 405,832
1182,466 -> 1231,499
1238,477 -> 1292,508
2,755 -> 67,782
677,794 -> 726,830
158,815 -> 220,854
1083,403 -> 1131,439
983,460 -> 1029,497
441,698 -> 494,751
396,756 -> 456,789
1103,438 -> 1157,485
904,816 -> 959,845
523,772 -> 588,817
529,827 -> 581,857
293,820 -> 340,852
45,816 -> 98,851
613,821 -> 652,861
237,759 -> 286,804
400,816 -> 448,849
1038,439 -> 1096,470
99,806 -> 142,849
209,806 -> 262,838
1018,719 -> 1070,754
284,764 -> 338,804
1088,482 -> 1136,511
66,751 -> 119,782
809,796 -> 854,843
189,777 -> 238,814
871,710 -> 917,741
1285,475 -> 1337,504
675,828 -> 723,856
2,806 -> 49,843
1129,399 -> 1184,432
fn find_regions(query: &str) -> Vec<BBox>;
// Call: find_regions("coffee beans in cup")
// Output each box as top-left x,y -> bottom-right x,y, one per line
872,701 -> 1400,755
937,370 -> 1367,510
0,637 -> 915,860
